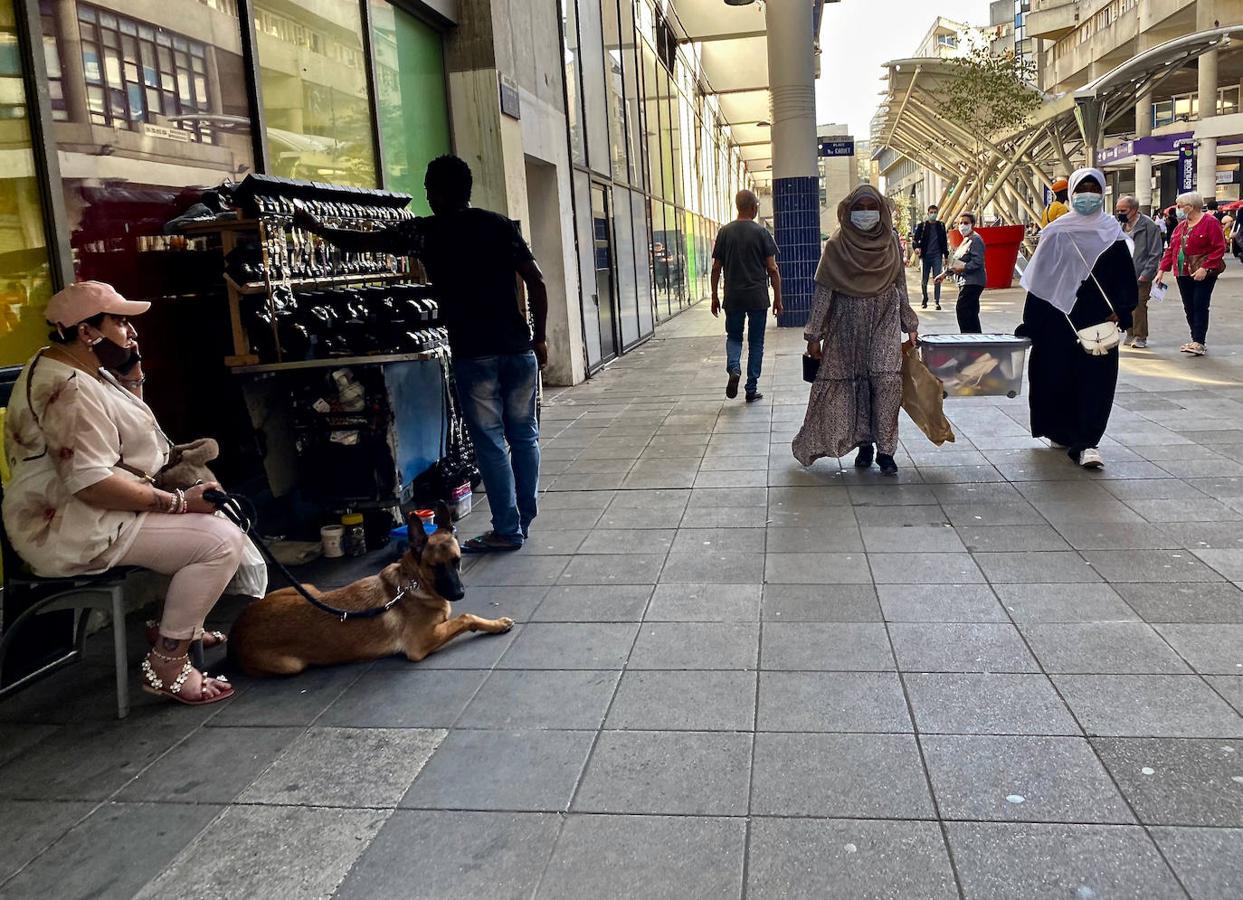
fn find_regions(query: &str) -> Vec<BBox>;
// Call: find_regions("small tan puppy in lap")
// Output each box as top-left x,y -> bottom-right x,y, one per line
229,502 -> 513,677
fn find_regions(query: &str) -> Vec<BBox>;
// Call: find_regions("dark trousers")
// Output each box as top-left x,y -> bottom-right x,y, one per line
956,284 -> 984,333
1176,274 -> 1217,344
921,254 -> 944,302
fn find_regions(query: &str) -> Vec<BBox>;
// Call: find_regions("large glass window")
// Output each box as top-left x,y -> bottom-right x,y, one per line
602,0 -> 627,181
563,0 -> 585,166
369,0 -> 449,214
618,0 -> 641,185
576,0 -> 610,177
0,0 -> 54,366
254,0 -> 377,185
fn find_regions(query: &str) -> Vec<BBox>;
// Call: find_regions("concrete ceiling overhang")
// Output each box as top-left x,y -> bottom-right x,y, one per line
666,0 -> 824,183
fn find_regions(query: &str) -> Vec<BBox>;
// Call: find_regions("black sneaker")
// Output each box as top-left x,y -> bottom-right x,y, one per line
726,371 -> 740,399
745,392 -> 763,403
921,299 -> 928,309
877,454 -> 899,476
935,303 -> 942,311
854,443 -> 875,468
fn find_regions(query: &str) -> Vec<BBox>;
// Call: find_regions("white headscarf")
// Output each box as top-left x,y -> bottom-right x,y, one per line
1020,167 -> 1126,313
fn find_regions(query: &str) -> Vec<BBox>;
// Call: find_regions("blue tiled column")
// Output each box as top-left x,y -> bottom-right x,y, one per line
773,176 -> 821,329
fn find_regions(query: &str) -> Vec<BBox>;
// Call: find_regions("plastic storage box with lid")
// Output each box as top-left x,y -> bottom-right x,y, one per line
918,334 -> 1032,399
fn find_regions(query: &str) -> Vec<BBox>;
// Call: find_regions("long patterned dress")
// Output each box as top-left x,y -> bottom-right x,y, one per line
792,277 -> 919,464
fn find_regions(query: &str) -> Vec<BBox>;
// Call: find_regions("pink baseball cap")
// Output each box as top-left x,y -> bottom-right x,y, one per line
44,281 -> 150,329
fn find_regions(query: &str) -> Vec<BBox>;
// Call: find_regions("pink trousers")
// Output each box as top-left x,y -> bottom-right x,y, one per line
117,513 -> 245,640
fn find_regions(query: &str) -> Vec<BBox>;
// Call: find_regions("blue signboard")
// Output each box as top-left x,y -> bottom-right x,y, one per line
818,139 -> 855,157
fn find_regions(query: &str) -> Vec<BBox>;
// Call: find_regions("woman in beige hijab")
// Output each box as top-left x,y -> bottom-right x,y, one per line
793,185 -> 919,475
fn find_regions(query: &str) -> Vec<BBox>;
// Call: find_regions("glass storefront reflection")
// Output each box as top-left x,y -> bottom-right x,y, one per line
0,0 -> 54,366
254,0 -> 376,186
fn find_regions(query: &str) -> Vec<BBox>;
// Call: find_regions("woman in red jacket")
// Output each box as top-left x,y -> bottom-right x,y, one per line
1156,191 -> 1227,356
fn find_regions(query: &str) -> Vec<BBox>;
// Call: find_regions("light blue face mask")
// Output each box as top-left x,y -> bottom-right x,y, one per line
1072,193 -> 1104,215
1176,208 -> 1188,220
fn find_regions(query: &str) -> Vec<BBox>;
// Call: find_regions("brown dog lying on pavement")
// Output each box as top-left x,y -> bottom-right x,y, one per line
229,502 -> 513,677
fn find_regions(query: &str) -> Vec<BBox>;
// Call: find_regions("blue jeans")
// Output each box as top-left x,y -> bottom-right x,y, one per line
453,352 -> 540,542
921,254 -> 944,302
725,308 -> 767,395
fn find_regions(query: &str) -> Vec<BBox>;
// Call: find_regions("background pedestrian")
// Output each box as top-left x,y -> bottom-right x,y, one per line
1113,195 -> 1162,349
1156,191 -> 1226,357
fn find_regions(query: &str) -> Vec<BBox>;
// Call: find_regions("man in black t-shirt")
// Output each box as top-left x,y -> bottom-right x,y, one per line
300,156 -> 548,552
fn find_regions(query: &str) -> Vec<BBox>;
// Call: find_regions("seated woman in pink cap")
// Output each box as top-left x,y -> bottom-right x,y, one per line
3,281 -> 242,706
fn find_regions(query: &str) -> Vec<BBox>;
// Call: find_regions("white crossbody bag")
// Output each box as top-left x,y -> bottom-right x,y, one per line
1067,244 -> 1123,356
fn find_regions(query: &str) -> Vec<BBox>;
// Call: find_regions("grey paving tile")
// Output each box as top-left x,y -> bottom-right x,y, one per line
531,585 -> 653,622
538,814 -> 746,900
523,509 -> 603,531
596,507 -> 684,530
578,529 -> 676,555
607,488 -> 690,510
1053,675 -> 1243,737
686,486 -> 766,508
1093,737 -> 1243,826
466,554 -> 572,586
117,726 -> 299,804
318,668 -> 489,729
876,584 -> 1007,622
605,670 -> 756,731
995,584 -> 1138,623
868,552 -> 985,584
889,623 -> 1038,673
457,670 -> 619,730
453,585 -> 549,622
207,662 -> 371,728
1128,497 -> 1243,523
929,482 -> 1025,504
239,726 -> 443,808
974,550 -> 1102,584
628,623 -> 759,670
942,501 -> 1044,527
1021,623 -> 1191,674
336,810 -> 560,900
1162,521 -> 1243,550
1156,624 -> 1243,675
498,623 -> 639,669
671,527 -> 766,554
746,818 -> 957,900
572,730 -> 751,815
922,735 -> 1133,824
764,552 -> 872,584
760,623 -> 894,671
1210,677 -> 1243,715
1114,582 -> 1243,623
955,524 -> 1071,552
765,525 -> 864,553
853,505 -> 947,527
414,621 -> 522,669
660,549 -> 764,583
547,472 -> 628,491
1053,522 -> 1180,550
756,671 -> 912,733
945,822 -> 1184,900
904,673 -> 1081,735
761,584 -> 882,622
1081,549 -> 1225,583
0,723 -> 57,769
558,553 -> 668,585
765,504 -> 859,529
400,729 -> 594,812
646,583 -> 761,621
0,800 -> 94,883
848,484 -> 939,506
0,716 -> 203,801
1150,826 -> 1243,900
6,801 -> 223,900
751,733 -> 934,818
1032,499 -> 1147,524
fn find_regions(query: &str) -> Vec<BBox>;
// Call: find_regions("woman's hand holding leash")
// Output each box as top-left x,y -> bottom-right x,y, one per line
184,482 -> 225,514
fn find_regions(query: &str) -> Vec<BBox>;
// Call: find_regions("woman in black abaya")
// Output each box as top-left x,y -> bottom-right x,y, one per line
1017,168 -> 1138,469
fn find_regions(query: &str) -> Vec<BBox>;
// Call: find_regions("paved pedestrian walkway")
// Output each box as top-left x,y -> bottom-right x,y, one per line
3,269 -> 1243,898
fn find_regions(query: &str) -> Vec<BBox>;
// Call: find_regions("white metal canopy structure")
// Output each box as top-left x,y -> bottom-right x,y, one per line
871,27 -> 1243,226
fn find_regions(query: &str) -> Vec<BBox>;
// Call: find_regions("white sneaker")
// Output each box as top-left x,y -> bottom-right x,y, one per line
1079,448 -> 1104,469
1132,339 -> 1148,349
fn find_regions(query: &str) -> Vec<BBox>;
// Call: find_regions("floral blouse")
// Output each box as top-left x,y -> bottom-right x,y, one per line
3,352 -> 170,577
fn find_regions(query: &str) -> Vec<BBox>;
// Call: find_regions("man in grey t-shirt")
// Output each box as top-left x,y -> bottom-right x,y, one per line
711,190 -> 782,402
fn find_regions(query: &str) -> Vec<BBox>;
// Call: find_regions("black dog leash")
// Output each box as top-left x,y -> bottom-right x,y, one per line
204,490 -> 412,622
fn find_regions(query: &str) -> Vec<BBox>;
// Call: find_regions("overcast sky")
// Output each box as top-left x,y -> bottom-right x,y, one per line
816,0 -> 997,139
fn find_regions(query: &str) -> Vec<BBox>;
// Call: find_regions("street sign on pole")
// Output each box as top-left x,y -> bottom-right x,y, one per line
1177,141 -> 1197,192
818,138 -> 854,157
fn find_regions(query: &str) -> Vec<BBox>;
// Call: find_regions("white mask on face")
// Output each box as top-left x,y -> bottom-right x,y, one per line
850,210 -> 881,230
958,223 -> 973,236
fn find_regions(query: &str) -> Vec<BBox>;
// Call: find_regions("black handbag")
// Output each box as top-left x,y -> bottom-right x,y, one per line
802,353 -> 820,384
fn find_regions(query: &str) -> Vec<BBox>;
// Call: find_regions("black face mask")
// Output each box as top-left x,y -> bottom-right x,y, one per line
92,334 -> 141,374
1116,213 -> 1130,224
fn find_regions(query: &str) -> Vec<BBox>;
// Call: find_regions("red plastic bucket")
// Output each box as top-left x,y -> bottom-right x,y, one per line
947,224 -> 1025,290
